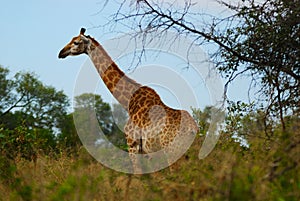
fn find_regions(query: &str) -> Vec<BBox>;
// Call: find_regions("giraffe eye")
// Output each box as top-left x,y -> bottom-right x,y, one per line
73,41 -> 79,45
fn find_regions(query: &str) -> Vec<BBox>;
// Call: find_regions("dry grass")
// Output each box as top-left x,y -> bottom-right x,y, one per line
1,136 -> 299,201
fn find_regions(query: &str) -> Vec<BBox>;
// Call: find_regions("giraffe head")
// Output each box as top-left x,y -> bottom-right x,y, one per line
58,28 -> 91,59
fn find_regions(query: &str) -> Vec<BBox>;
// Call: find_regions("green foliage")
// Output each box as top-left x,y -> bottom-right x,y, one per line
0,67 -> 14,112
0,66 -> 70,159
0,125 -> 58,171
0,106 -> 298,200
13,71 -> 69,130
0,126 -> 37,162
74,93 -> 113,135
0,66 -> 69,131
109,103 -> 127,150
10,177 -> 33,201
71,94 -> 127,150
218,0 -> 300,122
57,113 -> 82,152
0,66 -> 71,175
192,106 -> 212,136
4,130 -> 300,201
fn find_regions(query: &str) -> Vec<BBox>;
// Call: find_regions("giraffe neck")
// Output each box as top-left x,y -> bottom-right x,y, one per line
86,39 -> 141,111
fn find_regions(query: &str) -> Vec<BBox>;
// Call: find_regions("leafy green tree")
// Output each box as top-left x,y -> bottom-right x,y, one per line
57,113 -> 81,152
74,93 -> 113,135
72,93 -> 114,149
72,95 -> 128,150
0,66 -> 69,132
192,106 -> 213,136
216,0 -> 300,129
0,66 -> 69,159
0,66 -> 14,113
13,72 -> 69,131
110,103 -> 128,149
112,103 -> 127,129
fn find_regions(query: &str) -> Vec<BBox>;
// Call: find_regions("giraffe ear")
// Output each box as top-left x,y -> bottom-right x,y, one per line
80,34 -> 90,44
80,28 -> 86,35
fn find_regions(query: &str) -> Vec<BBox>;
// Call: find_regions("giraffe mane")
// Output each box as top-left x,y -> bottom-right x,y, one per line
86,35 -> 100,46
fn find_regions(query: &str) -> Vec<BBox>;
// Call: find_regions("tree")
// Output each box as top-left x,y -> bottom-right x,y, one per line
105,0 -> 299,130
192,106 -> 213,136
0,67 -> 14,113
72,95 -> 129,149
110,103 -> 128,149
100,1 -> 299,180
72,93 -> 113,149
74,93 -> 113,135
57,113 -> 81,152
112,103 -> 128,130
0,66 -> 70,159
216,0 -> 300,130
0,66 -> 69,132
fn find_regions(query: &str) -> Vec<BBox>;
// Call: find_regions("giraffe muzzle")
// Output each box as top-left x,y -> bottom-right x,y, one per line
58,48 -> 69,59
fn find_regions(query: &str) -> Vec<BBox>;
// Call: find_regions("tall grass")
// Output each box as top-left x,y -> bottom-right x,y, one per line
1,134 -> 299,201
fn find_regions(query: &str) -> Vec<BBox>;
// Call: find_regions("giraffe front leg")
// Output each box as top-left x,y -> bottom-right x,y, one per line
125,120 -> 144,174
128,147 -> 143,174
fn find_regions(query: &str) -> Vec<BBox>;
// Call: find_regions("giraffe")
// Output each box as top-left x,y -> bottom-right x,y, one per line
58,28 -> 199,173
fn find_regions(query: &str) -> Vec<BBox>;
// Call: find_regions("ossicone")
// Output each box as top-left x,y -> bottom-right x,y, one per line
80,28 -> 86,35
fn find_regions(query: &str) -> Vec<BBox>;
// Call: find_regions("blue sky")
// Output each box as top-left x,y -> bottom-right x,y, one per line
0,0 -> 109,96
1,0 -> 250,111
